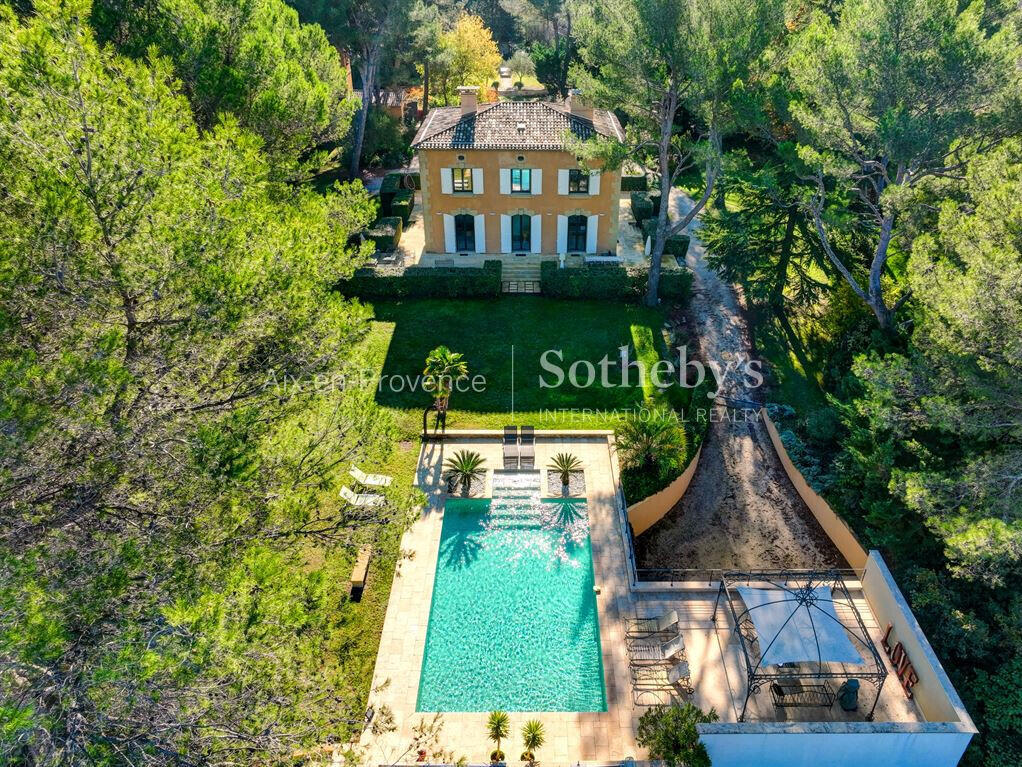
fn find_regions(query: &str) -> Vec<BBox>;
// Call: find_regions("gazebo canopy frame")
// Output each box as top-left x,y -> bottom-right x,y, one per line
712,569 -> 888,722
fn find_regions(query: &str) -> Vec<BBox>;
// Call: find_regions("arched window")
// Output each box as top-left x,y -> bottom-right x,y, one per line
511,214 -> 531,252
454,214 -> 475,252
567,215 -> 587,252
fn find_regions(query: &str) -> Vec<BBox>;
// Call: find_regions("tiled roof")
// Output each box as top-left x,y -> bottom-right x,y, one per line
412,101 -> 624,151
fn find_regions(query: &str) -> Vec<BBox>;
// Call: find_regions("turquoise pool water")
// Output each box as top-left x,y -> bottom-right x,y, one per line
416,493 -> 607,712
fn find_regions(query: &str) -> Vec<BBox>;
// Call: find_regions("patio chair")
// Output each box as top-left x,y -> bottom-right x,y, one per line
627,609 -> 680,637
350,464 -> 393,487
340,485 -> 385,507
628,633 -> 686,664
502,426 -> 519,468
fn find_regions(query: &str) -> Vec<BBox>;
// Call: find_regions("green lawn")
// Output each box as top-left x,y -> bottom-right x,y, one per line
361,297 -> 675,435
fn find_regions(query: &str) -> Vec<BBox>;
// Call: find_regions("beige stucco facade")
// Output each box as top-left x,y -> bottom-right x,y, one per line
418,148 -> 621,255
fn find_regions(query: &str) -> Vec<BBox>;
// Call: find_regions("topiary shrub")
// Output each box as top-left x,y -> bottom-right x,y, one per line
365,216 -> 402,253
390,189 -> 414,225
378,173 -> 403,216
648,189 -> 662,216
540,262 -> 692,304
630,192 -> 654,225
336,260 -> 502,298
641,219 -> 690,259
621,174 -> 648,192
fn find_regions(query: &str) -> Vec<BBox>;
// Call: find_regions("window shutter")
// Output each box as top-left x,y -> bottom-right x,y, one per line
532,169 -> 543,195
472,168 -> 484,194
586,215 -> 599,253
530,214 -> 542,253
440,168 -> 453,195
500,215 -> 512,253
474,215 -> 486,253
556,215 -> 568,253
557,169 -> 569,195
589,171 -> 601,196
499,168 -> 511,195
443,214 -> 455,253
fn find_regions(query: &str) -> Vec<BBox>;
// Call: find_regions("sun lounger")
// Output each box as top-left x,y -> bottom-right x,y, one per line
627,610 -> 680,637
629,633 -> 686,664
631,660 -> 691,688
340,485 -> 385,507
350,464 -> 393,487
519,425 -> 536,460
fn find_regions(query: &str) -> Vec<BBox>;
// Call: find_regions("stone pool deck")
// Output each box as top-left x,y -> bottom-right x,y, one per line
360,432 -> 645,766
358,431 -> 922,766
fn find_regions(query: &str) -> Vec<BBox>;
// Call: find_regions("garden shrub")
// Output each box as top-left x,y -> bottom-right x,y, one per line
617,407 -> 688,502
379,173 -> 402,216
630,191 -> 653,225
540,262 -> 693,305
390,189 -> 414,225
649,190 -> 662,216
621,174 -> 648,192
360,110 -> 413,169
641,219 -> 691,259
365,216 -> 402,252
337,260 -> 502,299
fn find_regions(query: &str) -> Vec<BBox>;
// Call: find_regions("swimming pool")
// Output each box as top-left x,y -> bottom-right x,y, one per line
416,474 -> 606,712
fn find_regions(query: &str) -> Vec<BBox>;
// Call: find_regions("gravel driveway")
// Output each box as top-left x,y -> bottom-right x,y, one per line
633,192 -> 846,572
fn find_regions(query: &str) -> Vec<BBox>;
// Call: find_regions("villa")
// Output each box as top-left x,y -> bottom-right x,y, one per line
361,427 -> 977,767
411,88 -> 624,259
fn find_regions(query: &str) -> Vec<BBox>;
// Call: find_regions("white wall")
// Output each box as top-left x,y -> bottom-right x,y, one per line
700,729 -> 973,767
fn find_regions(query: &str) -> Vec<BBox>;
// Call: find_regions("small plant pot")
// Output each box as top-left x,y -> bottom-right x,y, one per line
520,752 -> 535,762
490,749 -> 505,763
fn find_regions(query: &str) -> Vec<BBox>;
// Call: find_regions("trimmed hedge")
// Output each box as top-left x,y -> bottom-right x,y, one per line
366,216 -> 403,253
641,219 -> 691,259
337,260 -> 502,299
649,190 -> 662,216
630,191 -> 654,225
379,173 -> 403,215
390,189 -> 414,225
621,174 -> 648,192
540,262 -> 693,304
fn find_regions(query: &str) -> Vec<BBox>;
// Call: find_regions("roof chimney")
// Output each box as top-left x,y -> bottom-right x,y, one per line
457,86 -> 479,116
566,88 -> 593,121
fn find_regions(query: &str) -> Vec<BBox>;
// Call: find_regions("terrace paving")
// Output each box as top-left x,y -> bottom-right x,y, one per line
359,433 -> 921,767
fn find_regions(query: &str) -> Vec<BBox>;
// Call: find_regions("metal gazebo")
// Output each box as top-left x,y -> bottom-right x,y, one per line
712,569 -> 888,722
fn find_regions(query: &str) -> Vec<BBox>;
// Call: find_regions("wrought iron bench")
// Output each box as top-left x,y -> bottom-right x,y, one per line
770,681 -> 836,708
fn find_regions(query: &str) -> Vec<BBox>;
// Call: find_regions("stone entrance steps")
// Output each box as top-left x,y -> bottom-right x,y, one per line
501,260 -> 542,294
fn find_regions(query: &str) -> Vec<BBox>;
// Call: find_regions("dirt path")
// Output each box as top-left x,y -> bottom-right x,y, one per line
633,192 -> 846,571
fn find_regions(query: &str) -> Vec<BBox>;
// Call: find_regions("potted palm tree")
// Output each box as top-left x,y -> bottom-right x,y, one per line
487,710 -> 509,764
423,345 -> 469,417
443,450 -> 486,496
520,719 -> 545,764
548,452 -> 583,496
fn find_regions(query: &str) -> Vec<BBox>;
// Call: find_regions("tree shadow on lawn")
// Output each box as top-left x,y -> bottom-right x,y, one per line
370,297 -> 669,417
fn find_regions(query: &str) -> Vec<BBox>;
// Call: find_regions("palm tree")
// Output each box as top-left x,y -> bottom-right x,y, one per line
443,450 -> 486,496
423,346 -> 468,415
548,452 -> 582,491
520,719 -> 545,763
487,710 -> 510,762
616,408 -> 687,471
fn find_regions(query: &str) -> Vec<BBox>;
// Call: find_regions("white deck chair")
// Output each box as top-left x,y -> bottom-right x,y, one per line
627,609 -> 680,636
667,660 -> 691,686
629,633 -> 686,663
340,485 -> 385,507
350,464 -> 393,487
